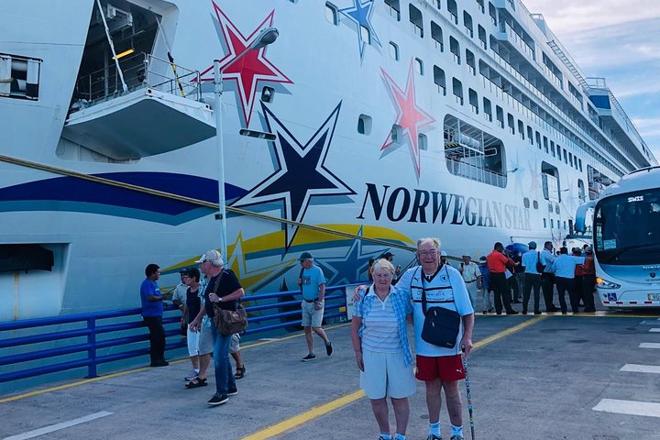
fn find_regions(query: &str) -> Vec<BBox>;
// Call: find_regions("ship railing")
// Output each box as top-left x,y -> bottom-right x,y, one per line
446,157 -> 506,187
71,52 -> 201,112
0,283 -> 357,388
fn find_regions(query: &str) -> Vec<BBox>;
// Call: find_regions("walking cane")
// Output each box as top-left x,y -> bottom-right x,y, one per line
462,351 -> 476,440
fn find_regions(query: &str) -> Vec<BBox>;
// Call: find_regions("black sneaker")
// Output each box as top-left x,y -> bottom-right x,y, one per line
426,435 -> 442,440
450,435 -> 464,440
208,393 -> 229,406
506,310 -> 519,315
325,342 -> 333,356
302,353 -> 316,362
227,387 -> 238,396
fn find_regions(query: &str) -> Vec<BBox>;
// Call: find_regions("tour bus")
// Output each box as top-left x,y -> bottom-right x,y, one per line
576,166 -> 660,309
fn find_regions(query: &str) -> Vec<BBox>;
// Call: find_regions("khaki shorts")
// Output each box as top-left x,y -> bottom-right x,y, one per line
301,301 -> 324,327
196,322 -> 214,355
360,349 -> 416,399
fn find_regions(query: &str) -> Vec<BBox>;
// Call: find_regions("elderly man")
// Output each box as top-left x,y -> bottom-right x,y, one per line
189,250 -> 244,407
459,255 -> 480,307
399,238 -> 474,440
298,252 -> 333,361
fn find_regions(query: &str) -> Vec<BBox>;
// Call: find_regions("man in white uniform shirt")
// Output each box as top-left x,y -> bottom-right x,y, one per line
396,238 -> 474,440
459,255 -> 480,307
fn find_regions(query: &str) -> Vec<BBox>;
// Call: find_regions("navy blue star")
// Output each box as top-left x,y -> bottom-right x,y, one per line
318,228 -> 388,285
232,102 -> 355,247
339,0 -> 381,59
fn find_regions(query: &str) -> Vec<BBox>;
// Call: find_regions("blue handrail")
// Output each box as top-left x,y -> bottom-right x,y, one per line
0,283 -> 358,385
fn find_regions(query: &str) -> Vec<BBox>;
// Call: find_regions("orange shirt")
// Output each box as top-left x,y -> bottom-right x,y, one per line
487,251 -> 513,273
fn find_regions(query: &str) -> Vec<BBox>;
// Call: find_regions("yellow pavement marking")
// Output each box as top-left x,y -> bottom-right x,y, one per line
477,311 -> 658,318
240,316 -> 548,440
0,322 -> 350,405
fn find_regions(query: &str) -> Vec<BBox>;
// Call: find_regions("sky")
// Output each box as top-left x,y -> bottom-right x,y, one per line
523,0 -> 660,163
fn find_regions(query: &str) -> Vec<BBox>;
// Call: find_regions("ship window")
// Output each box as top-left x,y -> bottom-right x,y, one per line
390,124 -> 401,144
544,218 -> 547,228
419,133 -> 428,150
483,97 -> 492,121
466,49 -> 475,75
452,78 -> 464,105
507,113 -> 514,134
523,197 -> 530,208
431,22 -> 444,51
444,114 -> 507,188
433,66 -> 446,95
569,152 -> 574,167
0,53 -> 42,100
555,204 -> 560,214
489,2 -> 497,26
435,1 -> 442,9
517,120 -> 524,139
477,0 -> 485,14
478,25 -> 487,49
389,42 -> 400,60
385,0 -> 401,21
415,57 -> 424,75
563,149 -> 568,163
535,131 -> 541,149
463,11 -> 474,38
325,3 -> 339,25
551,219 -> 554,228
533,200 -> 539,210
0,244 -> 54,273
548,203 -> 553,214
564,221 -> 567,230
527,126 -> 533,145
357,114 -> 372,135
447,0 -> 459,24
550,141 -> 556,157
469,89 -> 479,114
543,136 -> 549,153
556,144 -> 561,159
577,179 -> 586,202
578,159 -> 583,172
541,162 -> 561,203
450,37 -> 461,64
409,4 -> 424,38
496,106 -> 504,128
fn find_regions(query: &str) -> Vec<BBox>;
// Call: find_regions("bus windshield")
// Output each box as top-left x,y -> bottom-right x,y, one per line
594,188 -> 660,265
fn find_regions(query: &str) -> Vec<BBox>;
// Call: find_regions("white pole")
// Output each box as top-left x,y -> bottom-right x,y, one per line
213,60 -> 227,258
95,0 -> 128,94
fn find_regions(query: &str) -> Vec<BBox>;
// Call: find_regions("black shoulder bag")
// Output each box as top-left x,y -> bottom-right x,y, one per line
420,266 -> 461,349
535,251 -> 545,273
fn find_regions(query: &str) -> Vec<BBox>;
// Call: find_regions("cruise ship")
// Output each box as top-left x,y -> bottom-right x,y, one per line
0,0 -> 656,320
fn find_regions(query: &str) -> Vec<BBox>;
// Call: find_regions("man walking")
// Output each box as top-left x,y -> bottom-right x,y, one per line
189,250 -> 244,406
298,252 -> 333,361
459,255 -> 481,307
487,243 -> 518,315
398,238 -> 475,440
521,242 -> 542,314
549,247 -> 585,314
140,263 -> 168,367
540,241 -> 560,312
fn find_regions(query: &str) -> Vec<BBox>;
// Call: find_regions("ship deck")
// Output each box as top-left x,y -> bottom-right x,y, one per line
1,313 -> 659,440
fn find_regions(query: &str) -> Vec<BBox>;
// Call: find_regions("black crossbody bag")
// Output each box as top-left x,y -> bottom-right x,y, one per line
420,266 -> 461,349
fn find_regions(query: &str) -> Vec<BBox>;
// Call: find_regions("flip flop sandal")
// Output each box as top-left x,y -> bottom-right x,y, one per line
185,377 -> 207,389
234,365 -> 246,379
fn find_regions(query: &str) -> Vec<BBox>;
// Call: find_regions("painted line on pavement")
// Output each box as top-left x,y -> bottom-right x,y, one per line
2,411 -> 112,440
649,328 -> 660,333
0,322 -> 349,405
240,316 -> 548,440
593,399 -> 660,418
620,364 -> 660,374
639,342 -> 660,349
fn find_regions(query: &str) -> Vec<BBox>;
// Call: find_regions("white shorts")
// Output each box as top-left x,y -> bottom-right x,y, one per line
301,301 -> 324,327
360,349 -> 416,400
230,333 -> 240,354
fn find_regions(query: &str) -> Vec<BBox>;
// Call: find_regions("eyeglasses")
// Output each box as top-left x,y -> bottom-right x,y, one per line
418,250 -> 438,257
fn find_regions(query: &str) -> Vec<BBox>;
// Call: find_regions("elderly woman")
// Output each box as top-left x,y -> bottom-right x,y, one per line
351,259 -> 415,440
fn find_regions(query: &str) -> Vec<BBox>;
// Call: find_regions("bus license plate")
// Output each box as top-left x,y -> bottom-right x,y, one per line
649,293 -> 660,301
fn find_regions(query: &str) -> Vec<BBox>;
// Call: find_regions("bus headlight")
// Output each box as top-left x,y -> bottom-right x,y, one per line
596,277 -> 621,289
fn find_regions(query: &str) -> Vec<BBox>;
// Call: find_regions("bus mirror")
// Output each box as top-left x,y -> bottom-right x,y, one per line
575,201 -> 595,233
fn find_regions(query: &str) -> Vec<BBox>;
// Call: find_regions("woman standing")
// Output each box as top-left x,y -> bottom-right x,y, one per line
352,259 -> 415,440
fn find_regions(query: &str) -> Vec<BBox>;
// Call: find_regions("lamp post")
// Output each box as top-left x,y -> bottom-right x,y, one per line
213,27 -> 279,258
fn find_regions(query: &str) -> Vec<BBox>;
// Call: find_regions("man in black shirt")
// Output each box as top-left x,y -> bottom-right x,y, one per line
189,250 -> 244,407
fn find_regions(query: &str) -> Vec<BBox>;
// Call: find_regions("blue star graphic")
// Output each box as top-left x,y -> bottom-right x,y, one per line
232,102 -> 355,247
318,228 -> 388,285
339,0 -> 381,59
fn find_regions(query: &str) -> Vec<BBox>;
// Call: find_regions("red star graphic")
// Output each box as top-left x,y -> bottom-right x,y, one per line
199,2 -> 292,127
381,62 -> 435,179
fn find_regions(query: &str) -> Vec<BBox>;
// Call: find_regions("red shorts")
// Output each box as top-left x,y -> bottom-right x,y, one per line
415,354 -> 465,382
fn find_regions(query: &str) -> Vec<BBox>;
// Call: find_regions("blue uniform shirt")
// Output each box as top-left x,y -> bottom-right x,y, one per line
300,265 -> 326,301
140,279 -> 163,317
550,255 -> 586,279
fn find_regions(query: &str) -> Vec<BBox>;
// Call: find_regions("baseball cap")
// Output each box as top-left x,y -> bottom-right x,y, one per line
195,249 -> 224,266
299,251 -> 313,261
440,250 -> 448,257
380,251 -> 394,259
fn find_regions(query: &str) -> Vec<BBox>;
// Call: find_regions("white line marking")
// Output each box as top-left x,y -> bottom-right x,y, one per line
650,328 -> 660,332
640,343 -> 660,349
2,411 -> 112,440
593,399 -> 660,418
620,364 -> 660,374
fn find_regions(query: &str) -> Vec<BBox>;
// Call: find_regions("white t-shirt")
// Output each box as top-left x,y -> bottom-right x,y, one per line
397,265 -> 474,357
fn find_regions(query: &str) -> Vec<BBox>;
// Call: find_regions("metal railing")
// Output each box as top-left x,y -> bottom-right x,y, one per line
72,52 -> 201,109
0,283 -> 356,385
